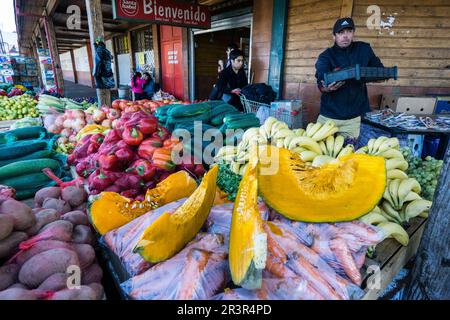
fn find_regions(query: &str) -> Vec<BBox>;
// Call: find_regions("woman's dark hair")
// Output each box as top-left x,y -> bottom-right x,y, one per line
133,72 -> 142,87
230,49 -> 245,61
143,72 -> 152,84
227,43 -> 238,51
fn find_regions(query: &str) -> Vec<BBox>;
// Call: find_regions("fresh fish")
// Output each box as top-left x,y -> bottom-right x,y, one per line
335,221 -> 384,244
330,237 -> 362,286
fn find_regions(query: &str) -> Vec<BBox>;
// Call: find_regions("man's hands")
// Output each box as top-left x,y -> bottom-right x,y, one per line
320,80 -> 345,93
231,88 -> 241,95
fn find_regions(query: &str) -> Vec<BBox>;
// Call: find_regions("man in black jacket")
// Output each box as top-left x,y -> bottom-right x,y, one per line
315,17 -> 384,138
215,49 -> 248,111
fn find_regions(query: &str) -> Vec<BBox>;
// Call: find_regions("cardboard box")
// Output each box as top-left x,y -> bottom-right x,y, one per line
434,96 -> 450,115
0,69 -> 15,76
381,95 -> 436,115
271,100 -> 302,112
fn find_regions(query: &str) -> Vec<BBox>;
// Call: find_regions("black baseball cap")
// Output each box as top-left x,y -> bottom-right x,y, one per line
333,17 -> 355,34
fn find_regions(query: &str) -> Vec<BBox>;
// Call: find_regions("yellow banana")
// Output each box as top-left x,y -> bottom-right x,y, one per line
325,136 -> 335,157
230,161 -> 241,174
404,199 -> 432,222
360,211 -> 389,225
292,146 -> 307,154
367,139 -> 376,154
372,136 -> 389,154
403,191 -> 422,204
263,117 -> 278,137
318,141 -> 328,155
389,179 -> 401,209
377,222 -> 409,246
299,150 -> 319,162
387,169 -> 409,180
311,155 -> 335,167
381,200 -> 402,224
239,163 -> 248,176
271,121 -> 288,138
380,207 -> 401,223
310,120 -> 336,141
383,186 -> 395,207
275,138 -> 285,148
273,128 -> 293,140
355,146 -> 369,154
283,134 -> 296,149
386,158 -> 409,171
306,122 -> 322,137
377,138 -> 400,154
337,144 -> 354,158
293,128 -> 305,136
398,178 -> 422,208
288,136 -> 322,154
333,135 -> 345,158
381,149 -> 405,160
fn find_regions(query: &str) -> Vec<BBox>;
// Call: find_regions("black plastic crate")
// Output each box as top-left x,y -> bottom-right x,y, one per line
323,64 -> 397,86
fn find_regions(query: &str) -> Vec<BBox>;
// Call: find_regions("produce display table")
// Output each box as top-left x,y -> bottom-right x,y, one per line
362,116 -> 450,159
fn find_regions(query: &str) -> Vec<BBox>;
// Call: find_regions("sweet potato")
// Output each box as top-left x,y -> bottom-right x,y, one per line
24,209 -> 60,236
0,199 -> 35,231
0,232 -> 28,259
49,285 -> 97,300
0,288 -> 48,300
34,187 -> 61,207
18,248 -> 80,288
71,243 -> 95,269
37,273 -> 69,291
0,214 -> 14,240
0,264 -> 19,291
34,220 -> 73,242
61,186 -> 87,208
61,211 -> 89,226
88,283 -> 104,300
42,198 -> 71,214
14,240 -> 73,266
72,225 -> 94,245
73,203 -> 87,212
32,208 -> 44,215
81,263 -> 103,285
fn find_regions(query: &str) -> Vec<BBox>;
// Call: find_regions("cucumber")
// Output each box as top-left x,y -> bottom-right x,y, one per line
168,103 -> 211,118
5,126 -> 47,141
0,141 -> 51,160
155,105 -> 173,116
0,172 -> 53,190
166,111 -> 211,125
211,110 -> 240,126
223,112 -> 257,123
0,159 -> 61,180
210,104 -> 238,118
225,117 -> 261,130
0,150 -> 55,167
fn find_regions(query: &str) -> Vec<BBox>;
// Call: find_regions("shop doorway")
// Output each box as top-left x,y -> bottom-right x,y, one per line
190,12 -> 253,101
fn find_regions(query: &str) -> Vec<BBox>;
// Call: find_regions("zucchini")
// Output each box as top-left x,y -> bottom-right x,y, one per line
0,172 -> 53,190
155,105 -> 173,116
223,113 -> 257,123
211,110 -> 240,126
0,159 -> 61,180
210,104 -> 238,118
166,111 -> 211,125
0,150 -> 55,167
168,103 -> 211,118
5,126 -> 47,141
0,141 -> 51,160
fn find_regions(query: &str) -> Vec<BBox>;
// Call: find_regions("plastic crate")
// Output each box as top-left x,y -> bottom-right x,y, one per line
324,64 -> 397,86
240,94 -> 302,129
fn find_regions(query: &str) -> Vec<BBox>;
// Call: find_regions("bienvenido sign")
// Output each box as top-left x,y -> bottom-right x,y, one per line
112,0 -> 211,29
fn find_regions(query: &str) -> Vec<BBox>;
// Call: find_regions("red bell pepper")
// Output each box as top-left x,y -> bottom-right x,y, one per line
89,172 -> 113,191
98,154 -> 120,171
194,164 -> 206,177
138,137 -> 163,160
138,118 -> 158,135
116,147 -> 135,164
152,148 -> 176,172
162,136 -> 180,150
129,159 -> 156,182
122,126 -> 144,146
90,134 -> 104,145
152,126 -> 171,141
87,142 -> 100,155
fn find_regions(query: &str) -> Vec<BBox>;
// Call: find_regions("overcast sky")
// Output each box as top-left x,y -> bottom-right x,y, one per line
0,0 -> 16,33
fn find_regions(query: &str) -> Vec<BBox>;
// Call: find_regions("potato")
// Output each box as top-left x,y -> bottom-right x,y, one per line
49,285 -> 97,300
18,248 -> 80,288
0,264 -> 19,291
81,263 -> 103,285
24,209 -> 60,236
0,214 -> 14,241
0,232 -> 28,259
14,240 -> 73,267
72,225 -> 94,245
88,283 -> 104,300
73,203 -> 87,212
71,243 -> 96,269
0,288 -> 45,300
61,186 -> 87,208
0,200 -> 35,231
34,187 -> 61,207
37,273 -> 70,291
8,283 -> 28,290
42,198 -> 71,215
36,220 -> 73,242
61,211 -> 89,226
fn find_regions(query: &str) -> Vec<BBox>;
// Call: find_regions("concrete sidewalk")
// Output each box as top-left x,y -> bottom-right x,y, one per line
63,80 -> 97,98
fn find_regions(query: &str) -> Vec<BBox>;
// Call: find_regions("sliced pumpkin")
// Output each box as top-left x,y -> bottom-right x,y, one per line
88,170 -> 197,235
133,166 -> 218,263
229,147 -> 267,290
258,146 -> 386,222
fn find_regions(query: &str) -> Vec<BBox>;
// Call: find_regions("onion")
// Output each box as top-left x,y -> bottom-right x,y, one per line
101,119 -> 112,127
72,110 -> 85,118
61,128 -> 72,137
111,119 -> 119,129
93,110 -> 106,123
63,119 -> 73,129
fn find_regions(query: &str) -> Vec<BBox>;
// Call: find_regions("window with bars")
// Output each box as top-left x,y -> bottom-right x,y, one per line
132,27 -> 153,53
114,34 -> 129,55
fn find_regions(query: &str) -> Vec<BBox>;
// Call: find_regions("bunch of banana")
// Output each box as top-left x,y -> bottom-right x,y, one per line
305,120 -> 339,142
359,206 -> 410,246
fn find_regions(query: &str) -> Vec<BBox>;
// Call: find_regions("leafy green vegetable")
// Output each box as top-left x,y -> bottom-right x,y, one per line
216,162 -> 242,202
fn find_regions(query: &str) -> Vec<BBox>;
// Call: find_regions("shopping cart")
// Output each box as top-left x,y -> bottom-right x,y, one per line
239,94 -> 303,129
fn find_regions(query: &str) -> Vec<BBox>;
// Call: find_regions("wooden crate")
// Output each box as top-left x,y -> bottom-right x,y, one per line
361,217 -> 426,300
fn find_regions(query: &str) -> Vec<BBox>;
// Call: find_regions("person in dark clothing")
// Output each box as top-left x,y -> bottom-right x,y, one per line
218,43 -> 239,73
215,49 -> 248,111
315,17 -> 384,138
141,72 -> 155,99
93,40 -> 115,90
